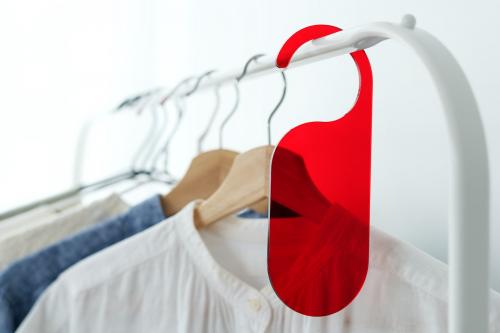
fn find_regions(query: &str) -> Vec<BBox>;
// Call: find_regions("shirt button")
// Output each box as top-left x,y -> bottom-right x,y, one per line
247,298 -> 262,312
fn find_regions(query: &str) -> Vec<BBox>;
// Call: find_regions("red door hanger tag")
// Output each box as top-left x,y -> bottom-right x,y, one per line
268,25 -> 373,317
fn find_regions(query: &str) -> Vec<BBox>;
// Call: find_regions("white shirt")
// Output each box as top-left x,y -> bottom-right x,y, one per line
0,194 -> 128,270
18,201 -> 500,333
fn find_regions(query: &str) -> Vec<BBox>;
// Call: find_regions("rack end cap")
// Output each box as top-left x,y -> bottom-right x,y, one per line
401,14 -> 417,29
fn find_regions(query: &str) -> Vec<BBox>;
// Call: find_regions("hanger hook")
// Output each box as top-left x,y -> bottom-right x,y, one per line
218,80 -> 239,148
150,77 -> 196,176
163,70 -> 215,157
267,69 -> 287,145
178,70 -> 216,154
170,70 -> 218,154
159,76 -> 196,106
151,70 -> 214,174
185,70 -> 215,97
198,82 -> 221,153
218,54 -> 265,148
130,94 -> 161,173
140,92 -> 171,174
237,54 -> 265,80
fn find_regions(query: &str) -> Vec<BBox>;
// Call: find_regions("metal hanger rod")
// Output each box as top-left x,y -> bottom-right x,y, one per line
164,21 -> 404,98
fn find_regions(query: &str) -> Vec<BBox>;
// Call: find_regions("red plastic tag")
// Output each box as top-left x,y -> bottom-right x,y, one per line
268,25 -> 373,316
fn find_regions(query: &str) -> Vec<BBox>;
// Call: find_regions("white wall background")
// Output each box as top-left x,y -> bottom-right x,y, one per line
0,0 -> 498,291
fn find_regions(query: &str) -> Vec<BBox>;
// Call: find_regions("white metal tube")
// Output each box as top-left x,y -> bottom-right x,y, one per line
318,21 -> 490,333
325,20 -> 490,333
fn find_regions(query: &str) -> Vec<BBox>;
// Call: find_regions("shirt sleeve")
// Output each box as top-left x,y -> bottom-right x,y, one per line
16,281 -> 70,333
0,295 -> 14,333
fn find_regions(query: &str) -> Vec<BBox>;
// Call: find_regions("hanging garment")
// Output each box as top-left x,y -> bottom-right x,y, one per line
0,206 -> 57,237
0,194 -> 127,270
0,195 -> 165,333
17,201 -> 500,333
0,195 -> 80,239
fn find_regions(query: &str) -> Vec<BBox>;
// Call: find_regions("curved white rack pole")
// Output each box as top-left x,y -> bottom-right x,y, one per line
306,16 -> 490,333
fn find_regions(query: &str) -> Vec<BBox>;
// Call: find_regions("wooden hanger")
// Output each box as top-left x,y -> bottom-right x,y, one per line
194,56 -> 288,227
161,73 -> 266,216
194,144 -> 333,227
162,148 -> 267,217
194,145 -> 273,227
162,149 -> 238,216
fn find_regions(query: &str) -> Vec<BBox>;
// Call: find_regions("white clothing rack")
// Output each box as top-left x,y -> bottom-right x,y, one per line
157,15 -> 488,333
22,14 -> 487,333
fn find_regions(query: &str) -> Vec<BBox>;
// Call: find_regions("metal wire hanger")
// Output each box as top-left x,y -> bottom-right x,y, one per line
216,54 -> 265,148
193,54 -> 287,227
160,71 -> 245,216
117,74 -> 210,197
148,72 -> 213,181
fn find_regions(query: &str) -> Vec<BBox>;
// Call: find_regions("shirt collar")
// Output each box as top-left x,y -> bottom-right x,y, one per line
172,201 -> 275,323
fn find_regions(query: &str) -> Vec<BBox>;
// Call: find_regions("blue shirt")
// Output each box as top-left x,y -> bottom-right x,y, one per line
238,209 -> 267,219
0,195 -> 166,333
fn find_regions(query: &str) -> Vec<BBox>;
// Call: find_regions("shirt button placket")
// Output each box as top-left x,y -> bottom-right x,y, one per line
248,298 -> 262,312
246,295 -> 271,333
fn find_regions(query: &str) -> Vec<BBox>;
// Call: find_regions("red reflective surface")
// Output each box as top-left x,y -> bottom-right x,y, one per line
268,25 -> 373,316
